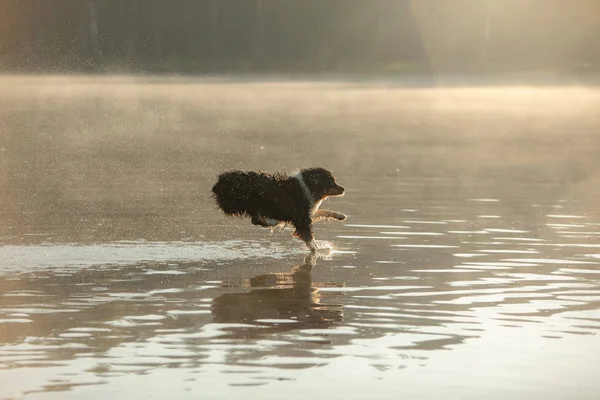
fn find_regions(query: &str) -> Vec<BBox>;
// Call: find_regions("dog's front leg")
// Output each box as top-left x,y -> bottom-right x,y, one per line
292,215 -> 316,251
312,209 -> 347,223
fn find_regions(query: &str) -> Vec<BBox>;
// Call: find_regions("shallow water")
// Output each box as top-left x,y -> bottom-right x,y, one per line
1,76 -> 600,399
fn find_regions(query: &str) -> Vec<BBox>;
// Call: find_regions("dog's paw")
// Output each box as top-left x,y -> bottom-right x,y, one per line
335,213 -> 347,221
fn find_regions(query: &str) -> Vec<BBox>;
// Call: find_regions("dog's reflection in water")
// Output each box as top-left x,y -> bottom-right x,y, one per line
212,254 -> 343,334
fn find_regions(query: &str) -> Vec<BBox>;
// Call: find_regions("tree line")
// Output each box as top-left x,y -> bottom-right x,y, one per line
1,0 -> 598,74
0,0 -> 428,73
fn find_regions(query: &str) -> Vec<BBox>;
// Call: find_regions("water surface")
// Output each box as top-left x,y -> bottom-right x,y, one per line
1,76 -> 600,399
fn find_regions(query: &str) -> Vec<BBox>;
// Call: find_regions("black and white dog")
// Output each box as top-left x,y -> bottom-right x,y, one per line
212,167 -> 346,250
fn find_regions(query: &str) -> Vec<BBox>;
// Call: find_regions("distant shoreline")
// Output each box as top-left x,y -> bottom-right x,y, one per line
1,71 -> 599,88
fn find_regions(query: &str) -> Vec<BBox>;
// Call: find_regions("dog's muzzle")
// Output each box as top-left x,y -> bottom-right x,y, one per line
326,185 -> 345,196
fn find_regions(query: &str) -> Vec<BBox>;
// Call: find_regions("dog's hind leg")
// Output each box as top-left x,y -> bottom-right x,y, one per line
251,215 -> 282,228
251,215 -> 270,227
312,209 -> 347,223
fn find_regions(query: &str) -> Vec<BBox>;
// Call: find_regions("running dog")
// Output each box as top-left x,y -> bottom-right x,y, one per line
212,167 -> 346,250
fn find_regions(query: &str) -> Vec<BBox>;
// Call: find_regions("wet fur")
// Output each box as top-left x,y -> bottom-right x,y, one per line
212,167 -> 346,250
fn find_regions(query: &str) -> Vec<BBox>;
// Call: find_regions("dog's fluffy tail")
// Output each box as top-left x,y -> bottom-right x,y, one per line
213,170 -> 272,216
212,171 -> 245,215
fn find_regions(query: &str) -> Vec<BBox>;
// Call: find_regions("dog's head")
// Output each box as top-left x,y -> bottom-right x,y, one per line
300,167 -> 345,200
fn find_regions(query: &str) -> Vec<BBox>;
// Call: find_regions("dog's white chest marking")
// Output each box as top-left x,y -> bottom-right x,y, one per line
293,171 -> 316,212
311,200 -> 323,217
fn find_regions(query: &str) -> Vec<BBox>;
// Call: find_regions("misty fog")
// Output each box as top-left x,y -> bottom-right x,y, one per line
1,1 -> 600,399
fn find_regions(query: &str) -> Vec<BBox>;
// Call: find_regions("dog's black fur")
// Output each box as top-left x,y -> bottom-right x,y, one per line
212,167 -> 346,250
